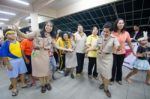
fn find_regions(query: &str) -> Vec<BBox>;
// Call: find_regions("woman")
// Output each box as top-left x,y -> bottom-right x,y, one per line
111,18 -> 135,85
74,24 -> 87,77
86,26 -> 99,79
15,21 -> 72,93
97,23 -> 120,97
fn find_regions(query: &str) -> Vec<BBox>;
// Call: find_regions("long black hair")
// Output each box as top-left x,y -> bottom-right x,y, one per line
40,21 -> 56,38
113,18 -> 126,33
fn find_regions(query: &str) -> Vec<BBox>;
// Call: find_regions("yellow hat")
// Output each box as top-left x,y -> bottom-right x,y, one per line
5,31 -> 15,36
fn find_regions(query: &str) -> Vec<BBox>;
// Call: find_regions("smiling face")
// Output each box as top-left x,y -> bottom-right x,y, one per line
92,27 -> 98,35
7,32 -> 17,40
45,22 -> 53,33
77,25 -> 83,33
117,20 -> 125,30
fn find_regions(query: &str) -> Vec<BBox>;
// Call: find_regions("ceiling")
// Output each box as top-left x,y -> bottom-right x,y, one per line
0,0 -> 79,25
51,0 -> 150,33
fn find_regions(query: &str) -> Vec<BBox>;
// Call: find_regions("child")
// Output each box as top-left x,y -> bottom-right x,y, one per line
125,37 -> 150,85
1,29 -> 27,96
21,38 -> 35,86
65,34 -> 77,79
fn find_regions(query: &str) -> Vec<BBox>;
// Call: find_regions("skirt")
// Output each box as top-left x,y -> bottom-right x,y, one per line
97,53 -> 113,79
31,49 -> 50,77
65,51 -> 77,68
132,58 -> 150,70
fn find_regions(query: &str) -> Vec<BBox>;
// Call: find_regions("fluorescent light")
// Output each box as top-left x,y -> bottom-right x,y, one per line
25,16 -> 30,20
0,18 -> 9,21
0,10 -> 16,16
0,22 -> 4,25
11,0 -> 30,6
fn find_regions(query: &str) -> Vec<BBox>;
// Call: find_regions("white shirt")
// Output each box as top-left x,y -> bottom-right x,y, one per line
74,32 -> 87,53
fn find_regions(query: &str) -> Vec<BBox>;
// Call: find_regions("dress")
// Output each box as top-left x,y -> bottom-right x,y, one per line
97,36 -> 119,79
65,40 -> 77,68
31,37 -> 52,77
132,46 -> 150,70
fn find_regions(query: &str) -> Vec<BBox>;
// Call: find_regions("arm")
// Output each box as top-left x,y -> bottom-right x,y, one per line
52,39 -> 73,52
14,26 -> 37,39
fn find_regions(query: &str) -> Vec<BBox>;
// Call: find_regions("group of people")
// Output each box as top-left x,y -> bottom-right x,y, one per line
0,18 -> 150,98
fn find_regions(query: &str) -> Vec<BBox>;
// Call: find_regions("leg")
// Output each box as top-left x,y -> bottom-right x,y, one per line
19,74 -> 27,88
125,68 -> 138,83
111,54 -> 117,82
88,57 -> 94,77
145,70 -> 150,85
39,77 -> 46,93
103,77 -> 111,97
116,54 -> 125,82
11,78 -> 18,96
76,53 -> 83,74
80,53 -> 85,73
93,58 -> 98,78
70,68 -> 75,79
45,76 -> 52,91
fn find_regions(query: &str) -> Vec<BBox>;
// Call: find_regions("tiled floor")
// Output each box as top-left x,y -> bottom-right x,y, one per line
0,58 -> 150,99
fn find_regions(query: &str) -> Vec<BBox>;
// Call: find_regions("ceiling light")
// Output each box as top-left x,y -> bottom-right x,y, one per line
0,18 -> 9,21
11,0 -> 30,6
0,22 -> 4,25
0,10 -> 16,16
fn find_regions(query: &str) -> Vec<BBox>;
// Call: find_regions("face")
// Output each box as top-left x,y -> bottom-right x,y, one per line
117,20 -> 124,30
7,33 -> 17,40
77,25 -> 83,33
45,22 -> 53,33
92,27 -> 98,35
133,26 -> 139,31
140,39 -> 148,45
63,33 -> 68,40
103,28 -> 111,37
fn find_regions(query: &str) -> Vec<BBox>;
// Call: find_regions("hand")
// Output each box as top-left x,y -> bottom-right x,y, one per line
25,58 -> 30,64
7,64 -> 13,71
67,49 -> 73,52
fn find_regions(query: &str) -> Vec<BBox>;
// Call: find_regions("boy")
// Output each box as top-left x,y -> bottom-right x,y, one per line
1,29 -> 27,96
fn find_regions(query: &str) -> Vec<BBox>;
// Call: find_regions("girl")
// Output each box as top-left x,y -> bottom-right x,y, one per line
65,34 -> 77,79
15,21 -> 72,93
125,37 -> 150,85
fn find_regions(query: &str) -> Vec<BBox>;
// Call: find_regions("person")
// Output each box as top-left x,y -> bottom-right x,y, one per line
0,33 -> 4,67
97,23 -> 120,97
56,32 -> 71,73
14,21 -> 72,93
125,37 -> 150,85
21,38 -> 35,86
65,34 -> 77,79
131,25 -> 143,41
111,18 -> 135,85
86,26 -> 99,79
74,24 -> 87,77
1,29 -> 27,96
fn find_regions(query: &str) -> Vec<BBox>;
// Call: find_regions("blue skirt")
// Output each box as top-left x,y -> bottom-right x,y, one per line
8,58 -> 27,78
132,58 -> 150,70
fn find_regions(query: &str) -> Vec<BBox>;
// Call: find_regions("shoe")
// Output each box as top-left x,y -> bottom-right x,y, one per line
104,89 -> 111,97
93,76 -> 99,80
117,81 -> 122,85
45,84 -> 52,91
21,84 -> 28,88
76,73 -> 81,77
71,73 -> 74,79
110,81 -> 114,85
12,89 -> 18,96
8,84 -> 13,90
88,75 -> 92,79
41,86 -> 46,93
99,84 -> 104,89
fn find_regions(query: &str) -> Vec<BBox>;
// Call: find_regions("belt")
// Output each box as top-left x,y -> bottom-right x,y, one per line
99,52 -> 111,54
34,48 -> 49,50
